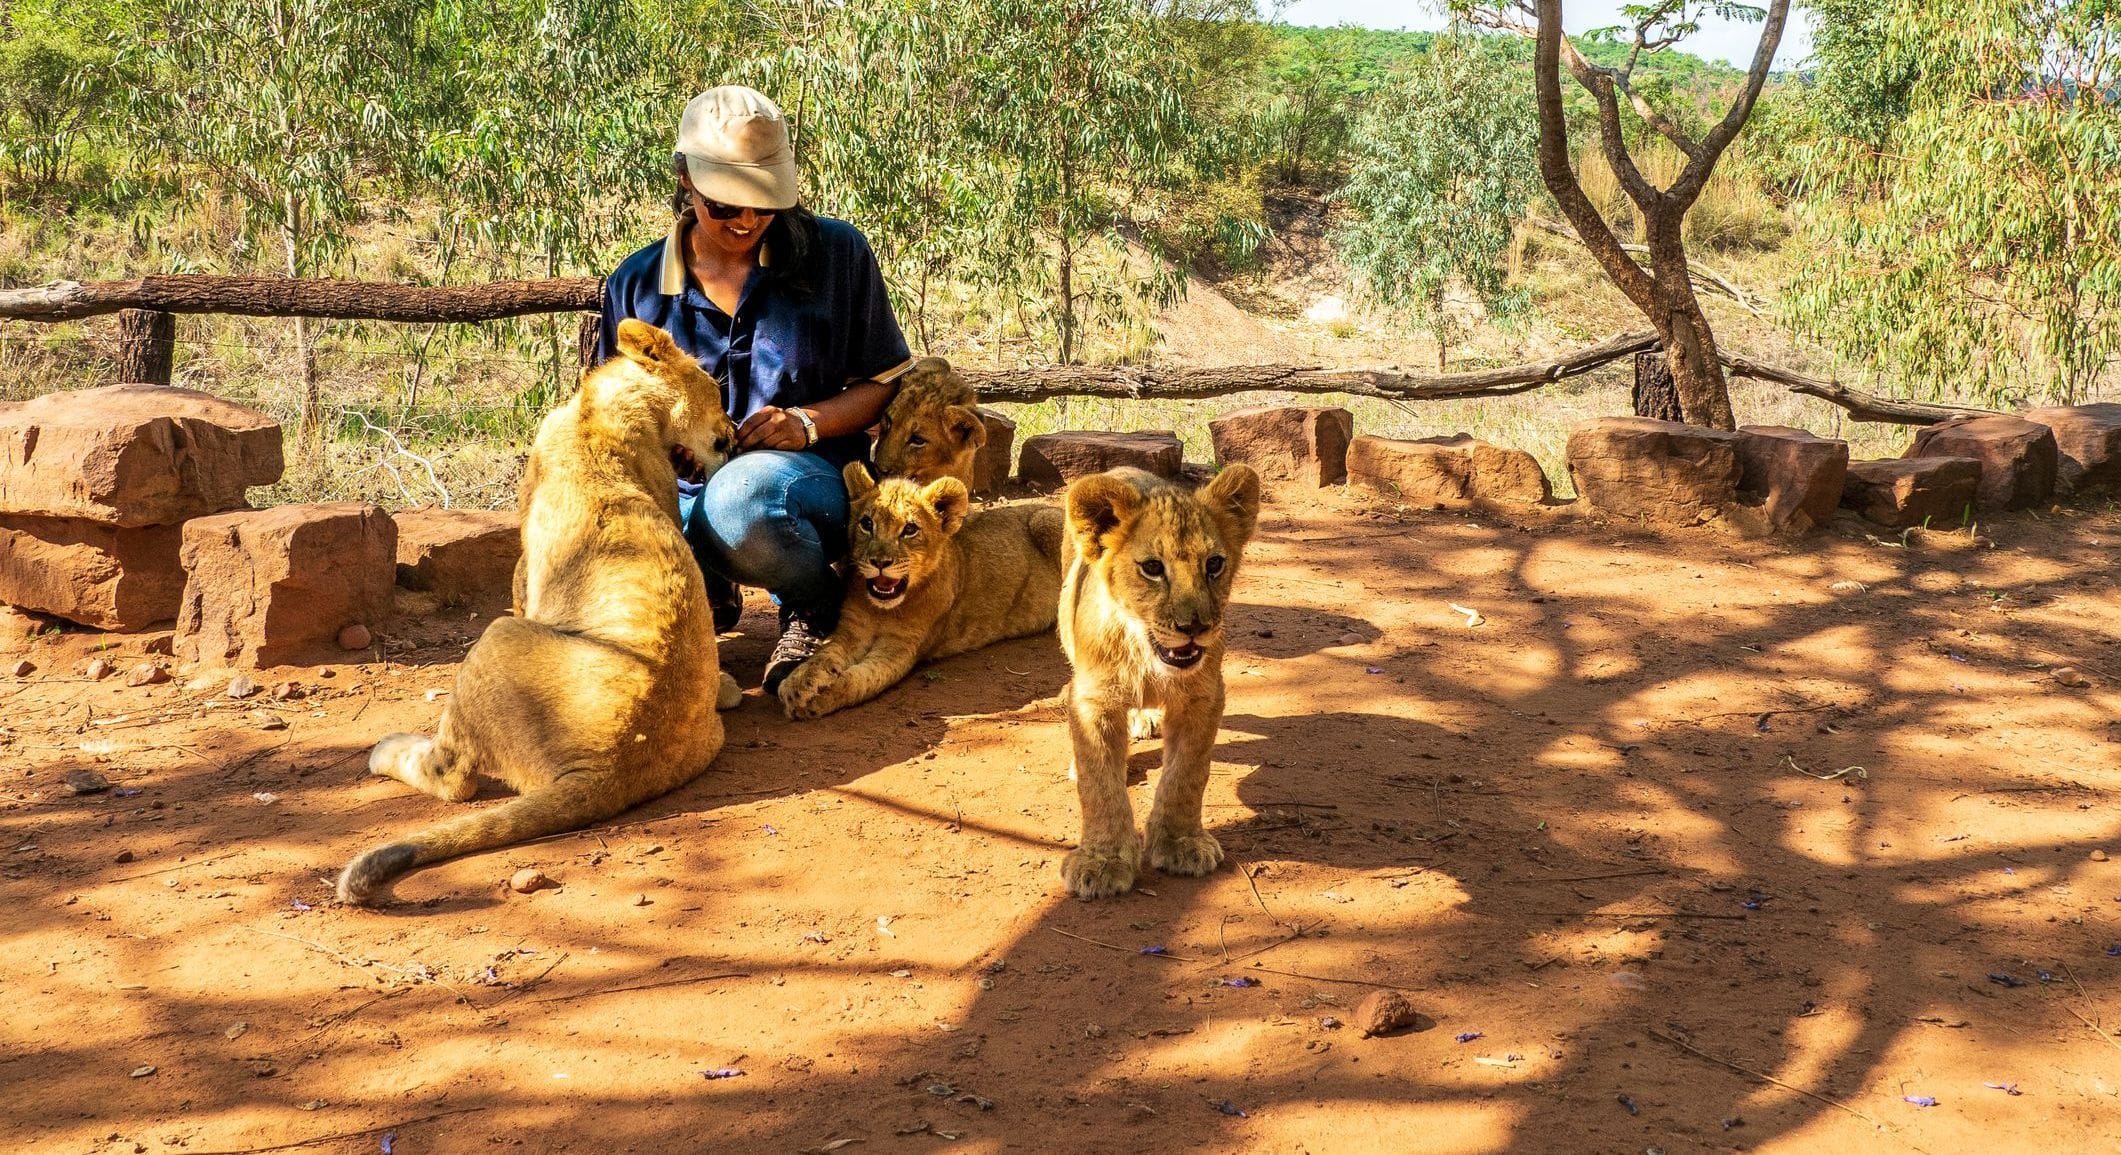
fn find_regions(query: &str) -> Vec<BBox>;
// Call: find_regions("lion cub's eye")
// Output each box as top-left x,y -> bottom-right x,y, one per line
858,516 -> 874,533
908,434 -> 928,447
901,523 -> 920,538
1205,555 -> 1225,578
1138,559 -> 1165,579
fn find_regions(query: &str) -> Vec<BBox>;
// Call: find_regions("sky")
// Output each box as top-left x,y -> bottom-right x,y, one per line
1270,1 -> 1818,71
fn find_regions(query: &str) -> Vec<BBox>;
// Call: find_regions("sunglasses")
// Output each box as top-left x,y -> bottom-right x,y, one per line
696,195 -> 778,221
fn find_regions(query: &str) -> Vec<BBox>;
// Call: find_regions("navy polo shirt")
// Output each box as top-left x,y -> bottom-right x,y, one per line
597,213 -> 912,469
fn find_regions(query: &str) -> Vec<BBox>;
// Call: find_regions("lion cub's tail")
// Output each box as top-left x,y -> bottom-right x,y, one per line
336,769 -> 628,906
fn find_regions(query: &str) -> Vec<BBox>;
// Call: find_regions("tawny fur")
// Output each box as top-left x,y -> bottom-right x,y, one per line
337,319 -> 743,905
777,461 -> 1064,720
871,357 -> 986,489
1055,465 -> 1261,900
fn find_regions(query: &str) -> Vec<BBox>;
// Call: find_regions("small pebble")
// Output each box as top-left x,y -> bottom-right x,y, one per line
226,674 -> 259,699
510,868 -> 553,894
337,623 -> 372,651
123,662 -> 170,687
1353,989 -> 1417,1037
63,769 -> 112,795
86,658 -> 115,680
129,1065 -> 156,1078
269,681 -> 305,701
141,634 -> 174,656
1335,632 -> 1363,646
8,658 -> 33,677
2093,849 -> 2110,862
114,849 -> 134,863
248,710 -> 287,731
2052,666 -> 2093,687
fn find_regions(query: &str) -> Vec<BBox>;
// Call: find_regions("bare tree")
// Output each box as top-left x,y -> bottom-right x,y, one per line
1463,1 -> 1788,429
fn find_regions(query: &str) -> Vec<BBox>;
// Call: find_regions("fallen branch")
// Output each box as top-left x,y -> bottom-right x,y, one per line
1724,355 -> 2002,425
1049,926 -> 1196,962
1499,867 -> 1668,885
187,1106 -> 489,1155
963,329 -> 1663,403
531,968 -> 749,1004
1646,1027 -> 1929,1152
0,274 -> 598,323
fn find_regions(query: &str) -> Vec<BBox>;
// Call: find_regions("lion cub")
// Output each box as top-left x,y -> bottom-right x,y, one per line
337,319 -> 743,905
777,462 -> 1064,720
872,356 -> 987,489
1057,465 -> 1261,899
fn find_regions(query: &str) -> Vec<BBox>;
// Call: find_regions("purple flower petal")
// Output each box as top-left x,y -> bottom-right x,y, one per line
1616,1094 -> 1638,1115
1983,1082 -> 2021,1095
1948,652 -> 1968,662
1139,945 -> 1169,956
2106,944 -> 2121,957
1210,1099 -> 1247,1117
2037,970 -> 2055,983
1742,900 -> 1761,910
1721,1117 -> 1744,1130
1455,1031 -> 1483,1043
290,899 -> 312,912
1364,666 -> 1384,675
1904,1095 -> 1937,1107
700,1068 -> 745,1080
113,787 -> 142,798
380,1134 -> 395,1155
760,824 -> 778,836
1988,973 -> 2027,988
1220,976 -> 1258,988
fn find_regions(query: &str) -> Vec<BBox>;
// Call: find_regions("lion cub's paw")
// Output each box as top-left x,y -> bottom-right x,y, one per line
715,671 -> 743,711
1061,842 -> 1142,900
776,664 -> 829,720
1147,827 -> 1224,877
1127,707 -> 1163,741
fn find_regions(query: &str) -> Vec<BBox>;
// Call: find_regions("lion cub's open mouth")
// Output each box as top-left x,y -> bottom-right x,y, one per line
1153,640 -> 1204,669
670,443 -> 710,483
865,574 -> 907,603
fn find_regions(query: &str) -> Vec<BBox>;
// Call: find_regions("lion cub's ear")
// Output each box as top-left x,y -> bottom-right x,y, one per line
1200,464 -> 1261,551
1065,471 -> 1144,559
842,460 -> 878,502
616,318 -> 681,367
920,477 -> 970,537
944,404 -> 988,451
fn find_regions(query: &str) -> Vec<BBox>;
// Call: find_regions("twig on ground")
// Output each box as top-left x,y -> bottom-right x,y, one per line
1049,926 -> 1195,962
1787,756 -> 1867,782
1499,868 -> 1668,885
1646,1027 -> 1929,1152
532,968 -> 750,1004
2051,964 -> 2121,1056
479,951 -> 571,1005
1240,964 -> 1411,991
107,849 -> 246,884
1527,910 -> 1747,921
187,1106 -> 488,1155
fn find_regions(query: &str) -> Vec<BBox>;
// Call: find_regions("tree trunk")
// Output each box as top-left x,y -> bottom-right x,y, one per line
1632,352 -> 1681,421
577,311 -> 602,374
113,308 -> 175,385
1643,209 -> 1736,429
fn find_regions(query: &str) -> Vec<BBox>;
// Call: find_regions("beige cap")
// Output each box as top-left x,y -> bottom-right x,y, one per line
675,86 -> 799,211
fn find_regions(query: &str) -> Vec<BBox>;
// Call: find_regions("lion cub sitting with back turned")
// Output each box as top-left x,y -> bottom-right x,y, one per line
337,319 -> 743,905
1057,464 -> 1261,899
776,461 -> 1065,720
871,356 -> 986,488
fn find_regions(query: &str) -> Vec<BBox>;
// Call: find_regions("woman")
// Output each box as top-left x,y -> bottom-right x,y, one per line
597,85 -> 913,694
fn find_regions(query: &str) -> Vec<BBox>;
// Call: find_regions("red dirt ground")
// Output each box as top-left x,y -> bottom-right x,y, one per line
4,487 -> 2119,1155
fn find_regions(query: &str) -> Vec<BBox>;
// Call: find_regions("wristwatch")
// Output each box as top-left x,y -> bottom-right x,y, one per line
789,407 -> 819,447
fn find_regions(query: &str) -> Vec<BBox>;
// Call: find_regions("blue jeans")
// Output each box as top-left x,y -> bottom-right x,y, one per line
678,450 -> 848,624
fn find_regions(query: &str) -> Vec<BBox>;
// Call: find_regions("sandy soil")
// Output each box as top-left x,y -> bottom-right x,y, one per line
4,488 -> 2119,1155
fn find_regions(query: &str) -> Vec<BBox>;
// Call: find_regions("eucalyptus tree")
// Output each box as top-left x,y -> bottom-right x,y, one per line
1334,35 -> 1542,369
1456,1 -> 1791,429
132,0 -> 416,437
1789,0 -> 2121,406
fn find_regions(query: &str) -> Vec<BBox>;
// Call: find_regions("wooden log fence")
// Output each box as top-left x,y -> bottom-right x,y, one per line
0,273 -> 1996,426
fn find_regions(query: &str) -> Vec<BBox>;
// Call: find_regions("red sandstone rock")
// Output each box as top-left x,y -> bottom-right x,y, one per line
0,384 -> 282,527
392,507 -> 520,608
1906,415 -> 2057,511
1209,406 -> 1354,487
973,408 -> 1017,496
0,515 -> 186,630
1018,431 -> 1181,491
1565,417 -> 1741,525
1735,425 -> 1849,533
2021,403 -> 2121,495
176,502 -> 395,668
1841,457 -> 1983,528
1348,434 -> 1550,507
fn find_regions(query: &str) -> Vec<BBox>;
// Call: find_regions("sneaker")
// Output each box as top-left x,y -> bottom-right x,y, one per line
704,571 -> 742,633
761,608 -> 827,696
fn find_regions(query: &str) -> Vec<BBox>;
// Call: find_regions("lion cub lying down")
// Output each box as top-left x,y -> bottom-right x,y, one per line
1057,464 -> 1261,899
777,462 -> 1065,720
337,319 -> 743,905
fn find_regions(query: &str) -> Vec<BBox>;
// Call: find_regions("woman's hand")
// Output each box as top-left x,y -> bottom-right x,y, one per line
736,406 -> 815,451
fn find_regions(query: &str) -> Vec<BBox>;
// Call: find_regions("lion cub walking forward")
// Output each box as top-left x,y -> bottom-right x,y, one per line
337,319 -> 742,905
1057,465 -> 1260,899
777,462 -> 1064,719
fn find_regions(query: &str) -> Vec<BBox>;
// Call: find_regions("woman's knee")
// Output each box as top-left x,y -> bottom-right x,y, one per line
693,452 -> 847,589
